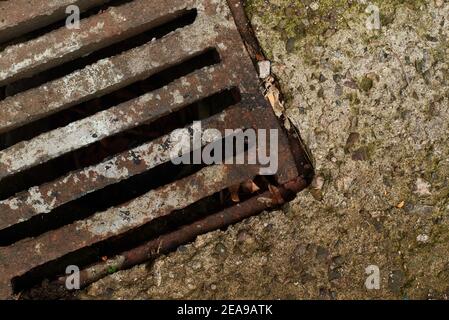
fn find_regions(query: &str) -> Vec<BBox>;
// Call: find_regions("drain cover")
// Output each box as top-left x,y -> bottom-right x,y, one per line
0,0 -> 312,298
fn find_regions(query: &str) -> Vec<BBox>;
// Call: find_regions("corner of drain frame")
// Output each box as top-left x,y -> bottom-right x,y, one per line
227,0 -> 315,194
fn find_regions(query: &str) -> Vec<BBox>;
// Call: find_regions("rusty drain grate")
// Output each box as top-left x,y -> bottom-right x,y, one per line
0,0 -> 313,298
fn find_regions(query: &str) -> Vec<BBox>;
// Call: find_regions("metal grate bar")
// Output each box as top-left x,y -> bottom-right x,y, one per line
0,164 -> 259,294
0,20 -> 230,133
0,0 -> 111,44
0,0 -> 198,86
0,104 -> 261,231
0,65 -> 238,178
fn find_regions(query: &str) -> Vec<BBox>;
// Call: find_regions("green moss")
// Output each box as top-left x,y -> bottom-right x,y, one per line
107,266 -> 118,274
244,0 -> 364,59
244,0 -> 428,64
430,38 -> 449,64
347,92 -> 361,105
359,76 -> 374,92
255,0 -> 357,36
244,0 -> 426,39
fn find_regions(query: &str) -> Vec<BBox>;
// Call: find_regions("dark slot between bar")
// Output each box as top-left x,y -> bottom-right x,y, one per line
0,87 -> 241,244
0,8 -> 198,99
14,174 -> 278,298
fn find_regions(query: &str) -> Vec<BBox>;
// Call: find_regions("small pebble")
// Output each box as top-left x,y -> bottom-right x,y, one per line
417,234 -> 429,243
214,242 -> 227,256
286,38 -> 296,53
415,178 -> 431,196
192,261 -> 202,270
258,60 -> 271,79
310,2 -> 319,11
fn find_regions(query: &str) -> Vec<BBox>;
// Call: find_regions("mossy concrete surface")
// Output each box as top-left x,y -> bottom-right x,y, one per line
78,0 -> 449,299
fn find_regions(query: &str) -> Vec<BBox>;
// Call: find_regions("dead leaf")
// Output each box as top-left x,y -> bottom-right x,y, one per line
268,184 -> 284,205
229,184 -> 240,203
284,118 -> 291,130
241,179 -> 260,193
396,201 -> 405,209
266,90 -> 276,106
265,88 -> 284,118
263,76 -> 285,118
255,53 -> 265,61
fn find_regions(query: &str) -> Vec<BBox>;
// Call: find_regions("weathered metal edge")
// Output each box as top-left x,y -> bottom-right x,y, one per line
226,0 -> 314,184
28,0 -> 315,298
